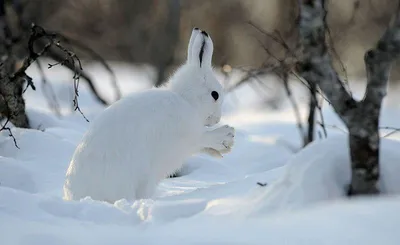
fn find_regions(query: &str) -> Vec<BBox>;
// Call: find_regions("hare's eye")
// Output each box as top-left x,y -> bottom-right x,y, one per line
211,91 -> 219,101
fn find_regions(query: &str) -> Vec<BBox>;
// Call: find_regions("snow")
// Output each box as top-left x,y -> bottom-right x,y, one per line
1,60 -> 400,244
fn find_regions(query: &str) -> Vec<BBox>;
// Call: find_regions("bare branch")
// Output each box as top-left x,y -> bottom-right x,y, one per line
281,71 -> 307,143
297,0 -> 356,125
363,2 -> 400,106
20,24 -> 89,121
45,47 -> 108,106
257,182 -> 267,187
317,121 -> 348,134
49,33 -> 122,101
226,66 -> 274,92
248,21 -> 297,58
381,126 -> 400,138
0,116 -> 19,149
325,22 -> 351,95
316,95 -> 327,138
10,25 -> 52,82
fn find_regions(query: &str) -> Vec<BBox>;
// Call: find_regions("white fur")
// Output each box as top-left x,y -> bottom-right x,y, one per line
63,29 -> 235,203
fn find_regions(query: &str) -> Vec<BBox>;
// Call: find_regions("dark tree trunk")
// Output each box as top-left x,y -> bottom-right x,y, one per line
296,0 -> 400,195
0,74 -> 30,128
0,3 -> 30,128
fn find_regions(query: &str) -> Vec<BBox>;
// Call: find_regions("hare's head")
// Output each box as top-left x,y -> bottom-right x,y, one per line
169,28 -> 224,127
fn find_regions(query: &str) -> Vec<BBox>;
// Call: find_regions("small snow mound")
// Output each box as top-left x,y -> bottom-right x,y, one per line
0,187 -> 142,226
0,127 -> 75,165
196,135 -> 400,219
0,157 -> 36,193
39,197 -> 142,225
26,109 -> 86,133
249,134 -> 400,216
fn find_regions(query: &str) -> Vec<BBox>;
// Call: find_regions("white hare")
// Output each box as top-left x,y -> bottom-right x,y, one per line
63,28 -> 235,203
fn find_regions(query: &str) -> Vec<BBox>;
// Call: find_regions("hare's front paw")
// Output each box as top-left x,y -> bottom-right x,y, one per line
202,125 -> 235,155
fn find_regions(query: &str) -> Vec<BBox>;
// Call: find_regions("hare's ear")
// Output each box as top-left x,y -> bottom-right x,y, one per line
188,30 -> 213,67
200,31 -> 214,67
187,27 -> 201,63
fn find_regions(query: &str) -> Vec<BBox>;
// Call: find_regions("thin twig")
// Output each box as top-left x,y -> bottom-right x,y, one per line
0,118 -> 19,149
316,94 -> 328,137
21,24 -> 90,122
36,59 -> 61,116
53,33 -> 122,101
257,182 -> 268,187
282,72 -> 306,144
380,126 -> 400,138
316,121 -> 348,134
325,8 -> 351,96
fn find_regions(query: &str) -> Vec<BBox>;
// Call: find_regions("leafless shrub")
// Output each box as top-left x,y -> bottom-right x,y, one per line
0,1 -> 113,147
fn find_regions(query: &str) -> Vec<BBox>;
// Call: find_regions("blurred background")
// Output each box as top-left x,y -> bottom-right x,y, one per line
19,0 -> 399,85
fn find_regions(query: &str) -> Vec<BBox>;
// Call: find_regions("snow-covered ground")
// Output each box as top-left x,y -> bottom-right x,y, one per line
1,61 -> 400,245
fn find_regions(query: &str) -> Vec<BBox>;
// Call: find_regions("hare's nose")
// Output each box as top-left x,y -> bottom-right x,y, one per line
211,91 -> 219,101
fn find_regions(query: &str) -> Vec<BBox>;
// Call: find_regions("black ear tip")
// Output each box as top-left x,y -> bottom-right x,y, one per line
193,27 -> 199,30
201,31 -> 209,37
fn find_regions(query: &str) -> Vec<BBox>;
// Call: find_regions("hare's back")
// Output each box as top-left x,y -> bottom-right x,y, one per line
83,89 -> 201,152
104,89 -> 198,128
